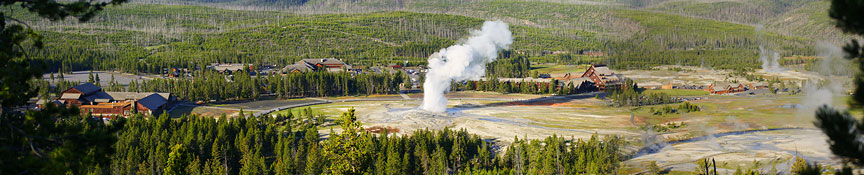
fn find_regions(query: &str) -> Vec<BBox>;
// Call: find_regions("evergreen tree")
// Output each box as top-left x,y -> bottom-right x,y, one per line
815,0 -> 864,171
89,70 -> 95,83
323,107 -> 370,174
385,139 -> 403,175
0,0 -> 127,173
305,141 -> 323,175
431,145 -> 449,175
165,144 -> 189,175
95,73 -> 101,87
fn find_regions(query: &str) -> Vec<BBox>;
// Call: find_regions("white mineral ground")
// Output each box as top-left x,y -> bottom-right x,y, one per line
342,93 -> 636,144
625,129 -> 837,174
314,64 -> 843,173
622,65 -> 824,86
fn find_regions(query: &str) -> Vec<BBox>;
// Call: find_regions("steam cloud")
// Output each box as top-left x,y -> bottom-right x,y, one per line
754,25 -> 784,73
800,42 -> 851,113
421,21 -> 513,112
759,46 -> 784,72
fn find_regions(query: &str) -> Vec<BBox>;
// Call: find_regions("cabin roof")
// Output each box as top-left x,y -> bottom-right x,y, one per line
71,83 -> 101,95
137,94 -> 168,110
60,93 -> 82,100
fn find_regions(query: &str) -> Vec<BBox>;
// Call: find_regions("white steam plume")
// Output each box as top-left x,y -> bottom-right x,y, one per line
759,46 -> 784,72
800,42 -> 851,114
754,25 -> 784,73
421,21 -> 513,112
816,41 -> 850,76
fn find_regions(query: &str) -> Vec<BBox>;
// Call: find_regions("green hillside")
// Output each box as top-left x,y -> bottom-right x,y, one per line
4,1 -> 827,74
648,0 -> 818,24
607,8 -> 810,70
8,4 -> 604,73
408,1 -> 813,68
765,0 -> 859,44
647,0 -> 857,44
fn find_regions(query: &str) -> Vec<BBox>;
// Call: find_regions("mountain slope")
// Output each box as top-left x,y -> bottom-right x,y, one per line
4,1 -> 830,73
647,0 -> 818,25
765,0 -> 858,44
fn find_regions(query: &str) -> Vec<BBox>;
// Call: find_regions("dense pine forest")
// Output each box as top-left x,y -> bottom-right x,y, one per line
108,107 -> 623,175
33,69 -> 407,101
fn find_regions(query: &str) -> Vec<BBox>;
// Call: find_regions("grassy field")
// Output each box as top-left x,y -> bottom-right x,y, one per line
168,104 -> 249,117
631,96 -> 820,139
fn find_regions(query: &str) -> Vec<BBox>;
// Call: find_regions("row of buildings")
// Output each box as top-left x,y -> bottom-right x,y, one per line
485,64 -> 625,92
164,58 -> 353,77
490,64 -> 774,96
705,82 -> 769,94
39,83 -> 175,117
644,80 -> 771,95
282,58 -> 350,73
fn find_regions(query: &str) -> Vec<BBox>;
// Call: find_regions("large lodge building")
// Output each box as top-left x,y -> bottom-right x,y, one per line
41,83 -> 175,118
554,64 -> 624,90
283,58 -> 350,73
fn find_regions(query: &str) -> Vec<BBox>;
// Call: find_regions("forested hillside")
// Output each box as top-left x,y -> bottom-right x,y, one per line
648,0 -> 858,45
6,4 -> 605,74
764,0 -> 859,44
3,0 -> 832,73
648,0 -> 817,24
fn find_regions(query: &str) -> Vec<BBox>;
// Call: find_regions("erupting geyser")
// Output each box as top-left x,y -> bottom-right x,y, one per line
420,21 -> 513,112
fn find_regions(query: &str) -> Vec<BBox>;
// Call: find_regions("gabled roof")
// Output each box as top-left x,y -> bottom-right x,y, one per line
105,92 -> 151,100
156,93 -> 171,100
284,63 -> 313,73
83,91 -> 115,102
210,64 -> 250,72
60,93 -> 82,100
568,77 -> 593,87
567,77 -> 591,87
300,58 -> 345,66
602,74 -> 623,82
594,66 -> 613,76
711,83 -> 736,91
37,99 -> 64,106
137,94 -> 168,111
568,77 -> 591,83
71,83 -> 101,95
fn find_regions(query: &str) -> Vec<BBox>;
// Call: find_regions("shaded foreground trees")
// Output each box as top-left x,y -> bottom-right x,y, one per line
813,0 -> 864,173
0,0 -> 127,174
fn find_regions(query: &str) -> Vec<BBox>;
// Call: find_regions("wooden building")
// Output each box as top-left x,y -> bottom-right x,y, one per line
282,58 -> 350,73
579,64 -> 624,89
45,83 -> 174,117
706,83 -> 747,94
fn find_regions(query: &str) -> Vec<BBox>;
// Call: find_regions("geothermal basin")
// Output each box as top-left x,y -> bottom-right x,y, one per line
290,91 -> 841,173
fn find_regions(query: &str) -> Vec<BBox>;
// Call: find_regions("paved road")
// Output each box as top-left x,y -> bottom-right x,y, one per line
221,99 -> 324,111
251,100 -> 330,117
